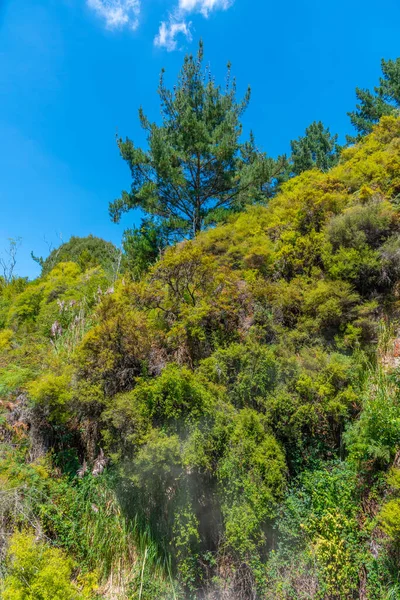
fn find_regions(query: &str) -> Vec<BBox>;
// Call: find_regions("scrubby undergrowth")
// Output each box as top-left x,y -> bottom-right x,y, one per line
1,118 -> 400,599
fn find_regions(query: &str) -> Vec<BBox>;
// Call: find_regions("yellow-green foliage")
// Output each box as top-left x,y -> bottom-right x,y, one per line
265,463 -> 362,599
218,409 -> 286,555
0,365 -> 35,396
311,510 -> 359,598
9,284 -> 45,326
0,328 -> 13,350
27,368 -> 73,419
0,260 -> 111,397
1,118 -> 400,598
379,468 -> 400,542
1,531 -> 95,600
199,116 -> 400,277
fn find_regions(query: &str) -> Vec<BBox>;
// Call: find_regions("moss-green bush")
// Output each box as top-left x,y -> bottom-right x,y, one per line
1,531 -> 92,600
1,117 -> 400,598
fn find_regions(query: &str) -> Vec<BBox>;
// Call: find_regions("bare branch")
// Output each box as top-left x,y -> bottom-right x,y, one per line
0,237 -> 22,283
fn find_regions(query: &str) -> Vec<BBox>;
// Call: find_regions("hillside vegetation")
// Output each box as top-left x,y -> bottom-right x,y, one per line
1,104 -> 400,598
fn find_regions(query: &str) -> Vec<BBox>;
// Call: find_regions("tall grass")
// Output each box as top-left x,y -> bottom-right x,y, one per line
0,447 -> 179,598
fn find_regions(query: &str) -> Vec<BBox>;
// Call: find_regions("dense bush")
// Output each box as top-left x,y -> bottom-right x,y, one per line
1,531 -> 89,600
36,235 -> 120,278
1,117 -> 400,598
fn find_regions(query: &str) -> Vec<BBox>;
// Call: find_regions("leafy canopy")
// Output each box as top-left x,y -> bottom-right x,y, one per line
122,218 -> 174,280
287,120 -> 341,177
2,532 -> 88,600
348,57 -> 400,141
110,41 -> 284,238
32,235 -> 120,277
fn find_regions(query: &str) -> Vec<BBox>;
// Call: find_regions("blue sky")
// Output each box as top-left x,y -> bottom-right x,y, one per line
1,0 -> 399,278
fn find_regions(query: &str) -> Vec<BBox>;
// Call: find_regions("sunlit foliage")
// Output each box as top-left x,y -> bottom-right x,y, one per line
1,117 -> 400,598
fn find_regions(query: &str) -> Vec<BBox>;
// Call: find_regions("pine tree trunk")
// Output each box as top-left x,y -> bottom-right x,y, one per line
193,211 -> 201,237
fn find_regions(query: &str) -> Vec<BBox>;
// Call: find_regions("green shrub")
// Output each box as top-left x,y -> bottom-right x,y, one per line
198,340 -> 279,410
38,235 -> 120,277
345,368 -> 400,467
27,369 -> 73,420
265,463 -> 362,600
379,468 -> 400,543
1,531 -> 94,600
218,409 -> 286,556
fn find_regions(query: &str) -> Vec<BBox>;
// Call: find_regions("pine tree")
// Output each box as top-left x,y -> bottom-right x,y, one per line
348,58 -> 400,141
122,218 -> 173,280
288,121 -> 341,176
110,42 -> 284,238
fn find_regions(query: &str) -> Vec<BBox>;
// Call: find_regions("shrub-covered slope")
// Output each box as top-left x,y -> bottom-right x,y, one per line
1,117 -> 400,599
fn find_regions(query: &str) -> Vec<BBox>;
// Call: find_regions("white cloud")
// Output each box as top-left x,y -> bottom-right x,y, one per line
87,0 -> 140,30
154,0 -> 233,51
154,19 -> 192,52
86,0 -> 234,49
178,0 -> 233,17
